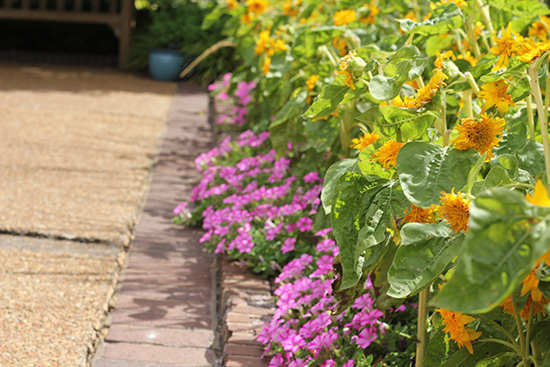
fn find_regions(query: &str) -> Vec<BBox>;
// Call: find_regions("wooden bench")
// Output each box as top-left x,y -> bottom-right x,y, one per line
0,0 -> 134,69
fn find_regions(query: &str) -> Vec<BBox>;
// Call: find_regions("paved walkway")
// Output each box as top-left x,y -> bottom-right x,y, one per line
93,85 -> 218,367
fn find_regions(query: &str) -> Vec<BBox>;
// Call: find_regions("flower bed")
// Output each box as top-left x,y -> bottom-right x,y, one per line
176,0 -> 550,365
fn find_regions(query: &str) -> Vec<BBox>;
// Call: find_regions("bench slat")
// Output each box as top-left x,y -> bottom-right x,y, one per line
0,9 -> 121,23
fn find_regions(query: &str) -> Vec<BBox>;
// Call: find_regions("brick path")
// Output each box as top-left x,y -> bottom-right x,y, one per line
92,83 -> 274,367
93,84 -> 217,367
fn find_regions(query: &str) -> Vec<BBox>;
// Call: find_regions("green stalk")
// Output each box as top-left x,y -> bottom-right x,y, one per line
442,90 -> 450,147
545,72 -> 550,126
465,16 -> 482,60
511,293 -> 529,366
527,95 -> 536,141
416,288 -> 429,367
464,90 -> 474,119
477,315 -> 520,350
465,72 -> 480,94
475,0 -> 496,47
528,63 -> 550,187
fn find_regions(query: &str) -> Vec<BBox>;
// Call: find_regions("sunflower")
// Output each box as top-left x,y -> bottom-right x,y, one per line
262,56 -> 271,76
227,0 -> 238,10
306,74 -> 320,104
521,268 -> 544,302
414,70 -> 448,107
433,50 -> 453,72
360,1 -> 380,25
246,0 -> 267,14
337,51 -> 357,90
529,17 -> 550,41
491,23 -> 522,70
334,9 -> 356,26
371,140 -> 405,169
439,190 -> 470,233
402,204 -> 437,224
392,95 -> 418,109
500,295 -> 549,319
457,50 -> 478,67
478,81 -> 515,114
350,131 -> 380,151
436,308 -> 481,354
452,113 -> 506,161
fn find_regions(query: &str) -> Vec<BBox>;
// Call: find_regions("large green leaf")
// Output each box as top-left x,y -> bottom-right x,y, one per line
303,80 -> 348,120
397,142 -> 480,208
384,45 -> 420,77
269,91 -> 307,157
369,60 -> 413,101
398,3 -> 464,36
356,106 -> 438,140
358,145 -> 395,179
433,188 -> 550,313
388,223 -> 465,298
331,172 -> 388,289
321,158 -> 359,214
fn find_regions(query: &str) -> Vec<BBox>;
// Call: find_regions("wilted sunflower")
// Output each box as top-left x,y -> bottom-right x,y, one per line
371,140 -> 405,169
402,203 -> 437,224
350,131 -> 380,151
333,9 -> 356,26
452,113 -> 506,161
436,308 -> 482,354
478,80 -> 515,114
439,190 -> 470,233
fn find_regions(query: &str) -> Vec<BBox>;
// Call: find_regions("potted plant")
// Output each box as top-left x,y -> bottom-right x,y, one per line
127,0 -> 235,84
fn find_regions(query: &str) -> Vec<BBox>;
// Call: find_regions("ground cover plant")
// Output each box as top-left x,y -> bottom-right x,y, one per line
176,0 -> 550,365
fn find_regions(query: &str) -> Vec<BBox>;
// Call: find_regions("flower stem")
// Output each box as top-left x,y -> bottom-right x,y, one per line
527,95 -> 536,141
478,339 -> 521,354
464,90 -> 474,119
528,63 -> 550,187
511,293 -> 529,366
475,0 -> 496,47
442,90 -> 450,147
416,288 -> 429,367
477,315 -> 520,350
465,16 -> 482,60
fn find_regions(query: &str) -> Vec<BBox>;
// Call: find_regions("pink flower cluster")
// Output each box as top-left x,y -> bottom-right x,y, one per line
257,231 -> 386,367
209,73 -> 257,126
174,130 -> 323,273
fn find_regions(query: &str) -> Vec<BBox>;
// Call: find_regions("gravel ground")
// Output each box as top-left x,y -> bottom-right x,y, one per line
0,63 -> 176,243
0,64 -> 177,366
0,235 -> 119,366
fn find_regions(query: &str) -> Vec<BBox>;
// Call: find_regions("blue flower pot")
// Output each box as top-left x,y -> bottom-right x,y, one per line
148,49 -> 185,81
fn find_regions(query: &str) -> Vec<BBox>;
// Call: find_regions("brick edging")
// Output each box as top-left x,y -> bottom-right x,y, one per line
218,256 -> 274,367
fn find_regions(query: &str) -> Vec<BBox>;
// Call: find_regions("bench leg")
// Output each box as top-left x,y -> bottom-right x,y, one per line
118,0 -> 134,69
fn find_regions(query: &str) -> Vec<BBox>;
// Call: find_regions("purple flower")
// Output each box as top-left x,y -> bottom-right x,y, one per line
288,359 -> 307,367
395,304 -> 406,312
281,237 -> 296,254
310,255 -> 333,278
266,223 -> 284,241
343,360 -> 355,367
173,202 -> 188,215
353,294 -> 374,310
320,360 -> 336,367
297,217 -> 313,232
359,309 -> 383,326
353,326 -> 378,348
303,171 -> 319,183
268,354 -> 284,367
218,92 -> 229,100
282,334 -> 306,353
286,223 -> 297,233
316,239 -> 336,252
208,83 -> 217,91
216,115 -> 228,124
214,239 -> 226,254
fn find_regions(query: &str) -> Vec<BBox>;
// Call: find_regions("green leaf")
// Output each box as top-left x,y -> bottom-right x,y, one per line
509,77 -> 531,102
388,223 -> 465,298
201,6 -> 227,30
269,91 -> 307,157
358,144 -> 394,179
369,60 -> 413,100
516,139 -> 547,177
483,166 -> 512,190
466,152 -> 487,196
303,81 -> 348,120
398,3 -> 464,36
397,142 -> 481,208
384,45 -> 420,77
321,159 -> 360,214
356,106 -> 438,141
433,188 -> 550,313
469,54 -> 497,80
331,172 -> 388,289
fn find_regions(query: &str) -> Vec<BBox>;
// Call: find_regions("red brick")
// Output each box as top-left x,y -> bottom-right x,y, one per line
106,324 -> 213,348
227,333 -> 263,346
111,308 -> 212,330
103,342 -> 214,366
114,294 -> 212,317
122,270 -> 212,288
96,359 -> 189,367
225,343 -> 263,357
226,312 -> 251,324
230,305 -> 274,317
222,279 -> 270,292
120,284 -> 211,301
225,355 -> 269,367
226,322 -> 265,334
